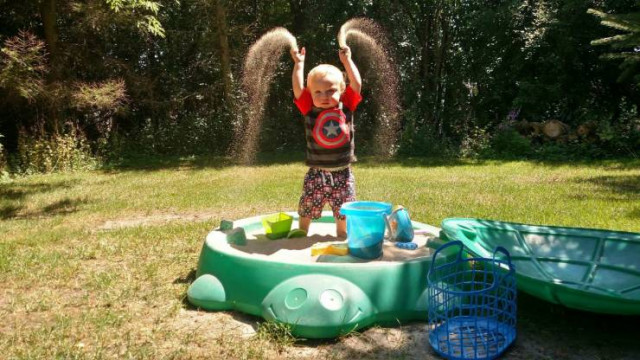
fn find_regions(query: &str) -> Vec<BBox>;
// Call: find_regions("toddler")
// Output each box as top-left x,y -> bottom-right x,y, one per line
290,45 -> 362,237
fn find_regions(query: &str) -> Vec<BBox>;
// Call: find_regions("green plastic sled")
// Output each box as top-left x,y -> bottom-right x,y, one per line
440,218 -> 640,315
187,211 -> 452,338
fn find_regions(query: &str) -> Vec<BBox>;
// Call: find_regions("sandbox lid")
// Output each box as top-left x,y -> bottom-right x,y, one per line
440,218 -> 640,315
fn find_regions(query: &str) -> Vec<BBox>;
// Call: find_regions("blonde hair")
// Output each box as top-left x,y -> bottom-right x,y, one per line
307,64 -> 346,92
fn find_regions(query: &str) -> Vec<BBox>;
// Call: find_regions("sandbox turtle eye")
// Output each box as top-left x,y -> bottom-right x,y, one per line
284,288 -> 308,310
319,289 -> 344,311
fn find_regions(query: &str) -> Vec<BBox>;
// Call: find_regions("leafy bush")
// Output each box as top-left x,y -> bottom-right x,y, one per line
593,117 -> 640,157
127,113 -> 234,156
398,120 -> 457,157
459,126 -> 491,158
71,79 -> 128,139
489,128 -> 532,158
531,141 -> 608,161
14,128 -> 98,174
0,31 -> 47,102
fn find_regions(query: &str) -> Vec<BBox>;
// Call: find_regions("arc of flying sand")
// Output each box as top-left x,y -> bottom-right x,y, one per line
234,28 -> 298,164
234,20 -> 400,162
337,21 -> 401,157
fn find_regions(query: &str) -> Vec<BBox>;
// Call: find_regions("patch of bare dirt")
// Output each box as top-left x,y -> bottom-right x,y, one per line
96,212 -> 221,230
169,294 -> 640,360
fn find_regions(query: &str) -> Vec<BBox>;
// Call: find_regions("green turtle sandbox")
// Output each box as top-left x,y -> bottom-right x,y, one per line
440,218 -> 640,315
187,211 -> 450,338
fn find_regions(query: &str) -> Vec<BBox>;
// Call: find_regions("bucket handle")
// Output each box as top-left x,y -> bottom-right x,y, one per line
428,240 -> 464,275
383,212 -> 394,239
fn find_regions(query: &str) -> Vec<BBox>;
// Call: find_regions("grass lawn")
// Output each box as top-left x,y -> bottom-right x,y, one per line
1,155 -> 640,359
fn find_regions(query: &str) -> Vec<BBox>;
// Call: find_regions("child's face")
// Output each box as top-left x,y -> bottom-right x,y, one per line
309,76 -> 343,109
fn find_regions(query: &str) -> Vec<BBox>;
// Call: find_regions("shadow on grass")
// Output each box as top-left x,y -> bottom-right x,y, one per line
569,175 -> 640,213
0,180 -> 82,220
107,152 -> 502,173
0,180 -> 77,201
0,204 -> 20,218
41,198 -> 84,214
627,207 -> 640,219
357,156 -> 481,168
174,268 -> 197,285
578,175 -> 640,195
177,268 -> 200,312
105,151 -> 640,173
0,196 -> 88,220
104,152 -> 306,172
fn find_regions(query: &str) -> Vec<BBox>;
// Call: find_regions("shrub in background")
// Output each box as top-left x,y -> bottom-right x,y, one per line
398,120 -> 457,157
0,31 -> 47,102
594,114 -> 640,158
459,126 -> 491,159
14,128 -> 97,174
489,128 -> 532,158
70,79 -> 128,137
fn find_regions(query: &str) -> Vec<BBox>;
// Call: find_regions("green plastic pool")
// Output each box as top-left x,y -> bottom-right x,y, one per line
440,218 -> 640,315
187,211 -> 451,338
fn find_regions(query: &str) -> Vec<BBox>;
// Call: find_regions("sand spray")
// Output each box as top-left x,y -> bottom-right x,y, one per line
338,18 -> 401,157
233,27 -> 298,164
233,19 -> 400,163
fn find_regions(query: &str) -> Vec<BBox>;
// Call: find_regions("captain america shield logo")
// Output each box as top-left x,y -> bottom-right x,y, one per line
312,109 -> 350,149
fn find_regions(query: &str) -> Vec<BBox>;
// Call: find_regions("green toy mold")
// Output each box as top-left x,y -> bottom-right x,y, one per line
187,211 -> 452,338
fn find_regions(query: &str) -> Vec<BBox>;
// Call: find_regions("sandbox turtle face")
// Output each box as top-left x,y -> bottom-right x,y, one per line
261,274 -> 374,330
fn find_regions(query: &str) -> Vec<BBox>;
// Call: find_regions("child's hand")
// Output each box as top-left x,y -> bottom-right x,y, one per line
291,47 -> 306,63
339,46 -> 351,63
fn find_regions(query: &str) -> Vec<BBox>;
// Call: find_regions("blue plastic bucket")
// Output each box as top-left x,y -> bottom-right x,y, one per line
340,201 -> 392,259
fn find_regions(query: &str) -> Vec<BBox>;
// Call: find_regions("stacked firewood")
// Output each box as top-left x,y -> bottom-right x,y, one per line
514,120 -> 599,143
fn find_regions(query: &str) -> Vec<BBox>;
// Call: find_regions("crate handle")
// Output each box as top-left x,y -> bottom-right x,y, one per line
492,246 -> 513,266
491,246 -> 514,282
429,240 -> 464,274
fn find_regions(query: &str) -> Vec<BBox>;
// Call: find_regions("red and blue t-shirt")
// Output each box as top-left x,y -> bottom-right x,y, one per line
294,86 -> 362,169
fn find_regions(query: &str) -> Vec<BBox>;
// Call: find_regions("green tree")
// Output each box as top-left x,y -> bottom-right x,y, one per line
589,7 -> 640,84
0,0 -> 166,153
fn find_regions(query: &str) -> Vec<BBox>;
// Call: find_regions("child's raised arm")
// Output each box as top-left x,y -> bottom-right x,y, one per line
290,47 -> 305,99
339,46 -> 361,94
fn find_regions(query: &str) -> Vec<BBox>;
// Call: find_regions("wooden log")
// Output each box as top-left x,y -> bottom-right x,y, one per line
530,122 -> 544,136
577,122 -> 597,137
514,120 -> 552,137
542,119 -> 569,139
514,120 -> 532,136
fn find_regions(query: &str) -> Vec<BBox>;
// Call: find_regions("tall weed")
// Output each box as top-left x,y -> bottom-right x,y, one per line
14,128 -> 98,174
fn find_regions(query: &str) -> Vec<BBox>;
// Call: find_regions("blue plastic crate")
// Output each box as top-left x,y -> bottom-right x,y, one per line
427,241 -> 517,360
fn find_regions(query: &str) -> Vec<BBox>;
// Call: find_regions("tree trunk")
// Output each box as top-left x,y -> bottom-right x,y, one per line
289,0 -> 307,36
39,0 -> 61,133
215,0 -> 233,108
417,4 -> 435,127
40,0 -> 59,75
419,12 -> 433,88
419,1 -> 445,129
434,11 -> 450,135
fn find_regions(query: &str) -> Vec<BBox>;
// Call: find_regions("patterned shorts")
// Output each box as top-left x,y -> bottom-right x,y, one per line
298,167 -> 356,220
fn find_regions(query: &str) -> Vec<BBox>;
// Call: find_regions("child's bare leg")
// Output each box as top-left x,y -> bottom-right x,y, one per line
336,217 -> 347,238
299,216 -> 311,233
